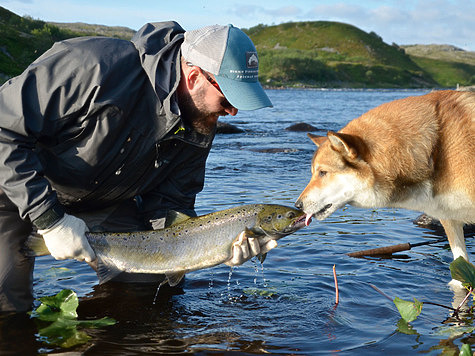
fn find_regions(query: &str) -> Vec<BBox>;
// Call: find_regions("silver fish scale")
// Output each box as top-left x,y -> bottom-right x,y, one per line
86,205 -> 262,274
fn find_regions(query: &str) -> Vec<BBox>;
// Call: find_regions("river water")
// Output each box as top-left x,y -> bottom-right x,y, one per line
3,89 -> 474,355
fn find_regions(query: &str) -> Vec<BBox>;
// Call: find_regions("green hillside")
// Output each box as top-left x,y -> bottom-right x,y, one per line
245,22 -> 439,88
0,6 -> 132,83
401,45 -> 475,87
1,6 -> 474,88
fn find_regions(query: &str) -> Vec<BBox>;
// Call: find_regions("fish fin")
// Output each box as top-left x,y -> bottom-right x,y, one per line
165,210 -> 191,227
165,272 -> 186,287
244,227 -> 258,238
96,257 -> 123,284
23,233 -> 50,256
257,253 -> 267,264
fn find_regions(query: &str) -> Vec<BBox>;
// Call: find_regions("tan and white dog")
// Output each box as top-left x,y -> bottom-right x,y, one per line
296,90 -> 475,284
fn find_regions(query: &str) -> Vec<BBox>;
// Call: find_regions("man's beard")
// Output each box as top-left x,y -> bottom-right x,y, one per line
178,89 -> 226,135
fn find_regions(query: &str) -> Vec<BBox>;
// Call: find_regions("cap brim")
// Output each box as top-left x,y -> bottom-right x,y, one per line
215,76 -> 273,111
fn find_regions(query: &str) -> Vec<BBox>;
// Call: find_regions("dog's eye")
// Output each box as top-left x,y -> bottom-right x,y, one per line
319,170 -> 327,177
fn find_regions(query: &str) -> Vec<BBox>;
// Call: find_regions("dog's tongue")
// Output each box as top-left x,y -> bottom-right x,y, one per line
305,214 -> 313,226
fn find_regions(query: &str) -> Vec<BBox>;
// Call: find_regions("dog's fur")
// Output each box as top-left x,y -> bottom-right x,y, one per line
296,90 -> 475,269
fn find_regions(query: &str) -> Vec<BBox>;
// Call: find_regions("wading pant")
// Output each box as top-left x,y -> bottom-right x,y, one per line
0,190 -> 34,313
0,190 -> 164,313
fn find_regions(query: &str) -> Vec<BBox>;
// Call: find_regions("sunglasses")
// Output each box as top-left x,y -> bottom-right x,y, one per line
203,71 -> 223,93
203,71 -> 235,111
186,62 -> 236,111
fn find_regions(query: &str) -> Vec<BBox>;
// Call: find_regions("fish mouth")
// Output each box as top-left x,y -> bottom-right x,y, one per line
268,213 -> 308,238
294,214 -> 308,229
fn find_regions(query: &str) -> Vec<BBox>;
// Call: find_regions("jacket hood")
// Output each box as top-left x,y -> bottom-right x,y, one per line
131,22 -> 185,134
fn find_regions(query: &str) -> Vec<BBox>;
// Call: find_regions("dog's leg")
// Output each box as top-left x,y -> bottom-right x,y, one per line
440,219 -> 468,289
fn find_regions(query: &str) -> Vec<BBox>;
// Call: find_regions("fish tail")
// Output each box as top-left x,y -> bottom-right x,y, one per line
23,233 -> 50,257
96,257 -> 123,284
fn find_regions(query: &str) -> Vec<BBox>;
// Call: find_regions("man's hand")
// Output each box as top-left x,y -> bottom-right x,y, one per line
38,213 -> 96,263
225,231 -> 278,267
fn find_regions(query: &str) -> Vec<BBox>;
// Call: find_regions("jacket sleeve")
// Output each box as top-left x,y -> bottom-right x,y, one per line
0,41 -> 99,225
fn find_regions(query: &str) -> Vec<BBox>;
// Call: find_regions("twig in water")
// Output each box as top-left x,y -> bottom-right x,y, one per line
333,265 -> 339,305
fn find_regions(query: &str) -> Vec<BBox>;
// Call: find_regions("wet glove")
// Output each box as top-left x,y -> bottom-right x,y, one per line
224,231 -> 278,267
38,213 -> 96,263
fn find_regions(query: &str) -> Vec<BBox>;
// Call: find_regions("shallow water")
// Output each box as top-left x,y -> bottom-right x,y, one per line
3,89 -> 475,355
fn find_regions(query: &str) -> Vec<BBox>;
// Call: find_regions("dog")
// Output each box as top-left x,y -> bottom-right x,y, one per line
295,90 -> 475,285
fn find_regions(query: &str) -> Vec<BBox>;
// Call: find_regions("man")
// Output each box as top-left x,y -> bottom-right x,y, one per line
0,21 -> 273,313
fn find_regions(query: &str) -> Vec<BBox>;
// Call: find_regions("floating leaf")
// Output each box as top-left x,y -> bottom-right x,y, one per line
460,344 -> 473,356
394,297 -> 423,322
32,289 -> 78,321
30,289 -> 116,348
450,257 -> 475,288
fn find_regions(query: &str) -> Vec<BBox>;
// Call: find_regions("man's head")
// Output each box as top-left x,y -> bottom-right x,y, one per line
178,24 -> 272,135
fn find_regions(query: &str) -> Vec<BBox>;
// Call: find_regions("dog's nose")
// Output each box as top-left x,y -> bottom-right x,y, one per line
295,200 -> 303,210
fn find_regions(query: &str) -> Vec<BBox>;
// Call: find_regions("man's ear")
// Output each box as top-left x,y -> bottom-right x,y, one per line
182,65 -> 202,91
327,131 -> 360,161
185,67 -> 201,90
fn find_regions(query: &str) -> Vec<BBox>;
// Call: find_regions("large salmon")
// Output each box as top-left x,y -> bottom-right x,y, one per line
26,204 -> 307,286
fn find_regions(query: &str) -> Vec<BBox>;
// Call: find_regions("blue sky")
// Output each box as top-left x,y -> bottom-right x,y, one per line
3,0 -> 474,51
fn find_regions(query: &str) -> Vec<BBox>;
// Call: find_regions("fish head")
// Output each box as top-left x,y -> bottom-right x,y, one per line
253,204 -> 307,240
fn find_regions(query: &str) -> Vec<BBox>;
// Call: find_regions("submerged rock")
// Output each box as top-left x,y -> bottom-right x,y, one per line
286,122 -> 319,132
216,121 -> 244,134
249,148 -> 298,153
414,214 -> 475,234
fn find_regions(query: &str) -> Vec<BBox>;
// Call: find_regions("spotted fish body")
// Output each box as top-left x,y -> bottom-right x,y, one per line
27,204 -> 306,286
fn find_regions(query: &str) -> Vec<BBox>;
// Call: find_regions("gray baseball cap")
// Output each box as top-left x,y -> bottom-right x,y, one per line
181,24 -> 272,111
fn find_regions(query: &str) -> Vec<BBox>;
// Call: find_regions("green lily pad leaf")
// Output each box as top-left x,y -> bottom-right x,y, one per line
34,289 -> 78,320
394,297 -> 423,322
460,344 -> 473,356
450,257 -> 475,288
30,289 -> 116,348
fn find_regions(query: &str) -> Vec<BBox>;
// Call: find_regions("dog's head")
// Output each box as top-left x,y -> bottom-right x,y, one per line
296,131 -> 373,224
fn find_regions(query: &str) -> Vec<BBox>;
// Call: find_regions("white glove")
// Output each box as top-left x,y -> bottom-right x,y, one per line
225,231 -> 278,267
38,213 -> 96,263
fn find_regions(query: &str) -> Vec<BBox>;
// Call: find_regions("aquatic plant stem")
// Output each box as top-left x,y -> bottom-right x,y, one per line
453,287 -> 474,317
333,265 -> 339,305
371,283 -> 459,313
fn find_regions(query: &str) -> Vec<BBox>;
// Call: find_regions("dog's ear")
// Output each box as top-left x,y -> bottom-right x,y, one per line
327,132 -> 359,161
307,133 -> 327,147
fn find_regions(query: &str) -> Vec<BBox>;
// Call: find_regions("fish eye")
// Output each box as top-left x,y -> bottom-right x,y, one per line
277,214 -> 283,219
286,212 -> 296,218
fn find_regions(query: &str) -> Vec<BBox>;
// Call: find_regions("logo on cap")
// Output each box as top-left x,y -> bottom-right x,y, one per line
246,52 -> 258,68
